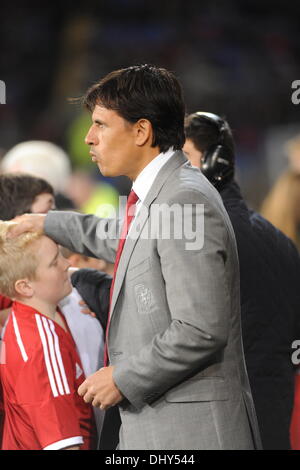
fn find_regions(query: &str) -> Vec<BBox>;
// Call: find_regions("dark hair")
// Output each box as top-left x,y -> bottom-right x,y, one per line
184,113 -> 235,157
83,64 -> 186,153
0,174 -> 54,220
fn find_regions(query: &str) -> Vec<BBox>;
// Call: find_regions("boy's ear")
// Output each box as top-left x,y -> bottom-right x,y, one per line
14,279 -> 34,298
67,253 -> 81,268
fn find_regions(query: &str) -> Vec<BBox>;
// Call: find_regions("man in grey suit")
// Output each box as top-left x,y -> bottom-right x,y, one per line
10,65 -> 261,450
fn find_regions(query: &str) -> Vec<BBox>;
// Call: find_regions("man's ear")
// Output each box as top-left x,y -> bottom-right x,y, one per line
14,279 -> 34,298
134,119 -> 153,147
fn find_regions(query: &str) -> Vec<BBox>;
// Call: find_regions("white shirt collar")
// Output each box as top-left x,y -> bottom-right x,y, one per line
132,147 -> 175,204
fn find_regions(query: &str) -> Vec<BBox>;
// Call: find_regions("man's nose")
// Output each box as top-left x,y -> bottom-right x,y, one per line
85,127 -> 96,146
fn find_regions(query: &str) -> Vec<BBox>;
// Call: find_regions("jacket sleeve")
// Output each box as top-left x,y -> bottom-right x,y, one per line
71,268 -> 112,330
45,210 -> 120,264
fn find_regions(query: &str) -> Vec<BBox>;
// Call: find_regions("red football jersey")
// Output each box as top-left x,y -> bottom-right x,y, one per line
0,381 -> 3,447
290,370 -> 300,449
0,301 -> 96,450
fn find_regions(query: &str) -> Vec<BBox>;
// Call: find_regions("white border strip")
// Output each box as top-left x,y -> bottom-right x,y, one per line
12,311 -> 28,362
42,317 -> 65,396
35,314 -> 58,397
49,318 -> 70,395
43,436 -> 83,450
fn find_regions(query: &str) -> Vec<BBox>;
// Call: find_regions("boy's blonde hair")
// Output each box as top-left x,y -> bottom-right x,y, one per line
0,222 -> 42,298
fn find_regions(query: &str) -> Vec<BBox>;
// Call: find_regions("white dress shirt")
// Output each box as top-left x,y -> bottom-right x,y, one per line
132,147 -> 175,214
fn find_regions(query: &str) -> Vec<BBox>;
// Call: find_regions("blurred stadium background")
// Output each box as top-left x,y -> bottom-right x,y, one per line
0,0 -> 299,209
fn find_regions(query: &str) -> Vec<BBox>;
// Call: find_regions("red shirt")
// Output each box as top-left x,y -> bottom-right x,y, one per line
290,370 -> 300,449
0,382 -> 3,447
0,301 -> 96,450
0,294 -> 11,446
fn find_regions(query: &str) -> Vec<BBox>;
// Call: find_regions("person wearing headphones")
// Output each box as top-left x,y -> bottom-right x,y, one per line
184,112 -> 300,450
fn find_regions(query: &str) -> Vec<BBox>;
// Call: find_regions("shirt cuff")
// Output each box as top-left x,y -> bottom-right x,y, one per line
43,436 -> 83,450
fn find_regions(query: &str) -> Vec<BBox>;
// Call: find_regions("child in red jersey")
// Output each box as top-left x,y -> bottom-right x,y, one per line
0,222 -> 96,450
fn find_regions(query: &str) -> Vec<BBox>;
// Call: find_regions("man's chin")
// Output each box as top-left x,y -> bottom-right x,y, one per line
97,163 -> 108,176
97,163 -> 120,178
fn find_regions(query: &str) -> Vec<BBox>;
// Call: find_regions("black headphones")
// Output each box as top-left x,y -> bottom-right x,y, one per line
191,112 -> 234,190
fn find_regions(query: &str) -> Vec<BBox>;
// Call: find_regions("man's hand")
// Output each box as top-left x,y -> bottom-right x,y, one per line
79,300 -> 96,318
6,214 -> 46,238
78,366 -> 124,410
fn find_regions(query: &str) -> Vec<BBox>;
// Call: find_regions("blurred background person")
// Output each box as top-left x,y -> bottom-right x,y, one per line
0,140 -> 75,210
286,135 -> 300,175
0,140 -> 121,216
260,134 -> 300,251
0,172 -> 55,218
260,171 -> 300,251
184,111 -> 300,450
260,133 -> 300,449
65,170 -> 119,218
1,141 -> 71,195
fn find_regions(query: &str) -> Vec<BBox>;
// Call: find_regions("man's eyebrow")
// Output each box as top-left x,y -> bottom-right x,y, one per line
94,119 -> 104,125
49,246 -> 60,266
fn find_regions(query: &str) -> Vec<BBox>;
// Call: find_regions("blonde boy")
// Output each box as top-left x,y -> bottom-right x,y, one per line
0,222 -> 96,450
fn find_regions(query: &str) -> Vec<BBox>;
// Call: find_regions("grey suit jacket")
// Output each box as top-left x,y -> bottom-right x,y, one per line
45,151 -> 262,450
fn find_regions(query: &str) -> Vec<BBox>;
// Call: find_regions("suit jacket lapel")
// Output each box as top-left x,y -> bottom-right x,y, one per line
109,150 -> 188,319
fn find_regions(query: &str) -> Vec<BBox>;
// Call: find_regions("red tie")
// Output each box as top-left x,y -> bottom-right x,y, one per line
104,190 -> 139,366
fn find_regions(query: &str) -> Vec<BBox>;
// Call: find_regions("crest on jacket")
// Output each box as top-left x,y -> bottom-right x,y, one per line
134,284 -> 153,314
